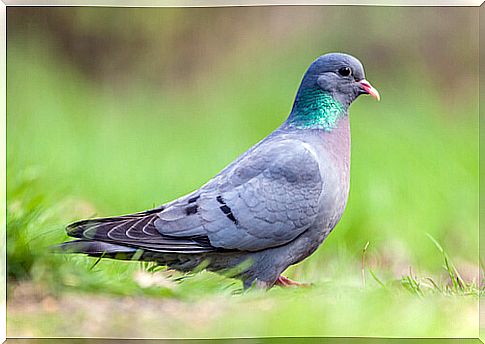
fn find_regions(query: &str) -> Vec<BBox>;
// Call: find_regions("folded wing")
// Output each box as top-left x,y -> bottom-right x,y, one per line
66,137 -> 324,254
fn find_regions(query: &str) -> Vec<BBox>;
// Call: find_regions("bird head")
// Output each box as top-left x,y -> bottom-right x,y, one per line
302,53 -> 380,108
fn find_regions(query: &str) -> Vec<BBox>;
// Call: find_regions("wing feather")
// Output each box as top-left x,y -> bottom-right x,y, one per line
153,138 -> 323,251
66,211 -> 217,253
65,137 -> 323,254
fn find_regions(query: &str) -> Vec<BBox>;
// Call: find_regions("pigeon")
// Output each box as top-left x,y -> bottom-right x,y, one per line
57,53 -> 379,289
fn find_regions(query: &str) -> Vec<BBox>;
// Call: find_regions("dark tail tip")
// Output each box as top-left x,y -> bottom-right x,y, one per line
52,239 -> 137,255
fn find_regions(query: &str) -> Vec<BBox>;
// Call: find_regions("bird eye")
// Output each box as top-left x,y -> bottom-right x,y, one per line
338,67 -> 352,77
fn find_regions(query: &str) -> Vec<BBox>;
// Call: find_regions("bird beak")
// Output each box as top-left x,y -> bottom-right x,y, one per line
359,79 -> 380,101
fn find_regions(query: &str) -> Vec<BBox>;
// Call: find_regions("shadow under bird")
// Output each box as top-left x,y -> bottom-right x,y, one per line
57,52 -> 380,289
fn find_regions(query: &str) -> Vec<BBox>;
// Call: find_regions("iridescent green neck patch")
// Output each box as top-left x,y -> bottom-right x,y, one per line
287,88 -> 346,131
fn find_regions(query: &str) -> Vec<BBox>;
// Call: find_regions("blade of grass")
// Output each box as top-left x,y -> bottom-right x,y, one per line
362,241 -> 370,288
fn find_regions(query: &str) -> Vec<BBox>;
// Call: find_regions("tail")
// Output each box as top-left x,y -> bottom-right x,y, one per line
53,239 -> 138,260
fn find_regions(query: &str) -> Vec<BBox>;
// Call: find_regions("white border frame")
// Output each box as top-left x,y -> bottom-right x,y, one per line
1,2 -> 481,344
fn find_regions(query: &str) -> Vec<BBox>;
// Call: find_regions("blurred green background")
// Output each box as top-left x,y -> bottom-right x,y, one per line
6,6 -> 479,339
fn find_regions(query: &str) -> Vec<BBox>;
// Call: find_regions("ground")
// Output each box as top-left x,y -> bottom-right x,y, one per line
7,267 -> 479,338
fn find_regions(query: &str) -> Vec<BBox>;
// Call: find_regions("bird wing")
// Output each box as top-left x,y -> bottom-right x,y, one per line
154,137 -> 324,251
66,209 -> 217,253
66,137 -> 324,253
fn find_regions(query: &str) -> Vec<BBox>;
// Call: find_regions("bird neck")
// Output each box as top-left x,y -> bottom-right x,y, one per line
285,87 -> 347,131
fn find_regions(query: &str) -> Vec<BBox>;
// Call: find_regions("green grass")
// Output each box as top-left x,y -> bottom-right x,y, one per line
6,35 -> 479,338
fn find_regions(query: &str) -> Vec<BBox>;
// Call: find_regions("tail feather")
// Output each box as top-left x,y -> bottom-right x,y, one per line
54,239 -> 137,258
54,238 -> 210,273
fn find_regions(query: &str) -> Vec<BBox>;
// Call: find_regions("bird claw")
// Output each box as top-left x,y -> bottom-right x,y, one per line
275,275 -> 311,288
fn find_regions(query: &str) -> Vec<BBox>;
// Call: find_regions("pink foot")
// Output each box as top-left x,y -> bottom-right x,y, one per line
275,275 -> 311,287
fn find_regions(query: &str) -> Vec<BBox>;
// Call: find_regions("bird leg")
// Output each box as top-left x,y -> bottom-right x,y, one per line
275,275 -> 311,287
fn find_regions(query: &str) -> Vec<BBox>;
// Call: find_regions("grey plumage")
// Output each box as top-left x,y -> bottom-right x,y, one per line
57,53 -> 379,288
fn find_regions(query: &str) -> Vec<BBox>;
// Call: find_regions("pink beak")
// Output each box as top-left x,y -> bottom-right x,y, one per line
359,79 -> 380,101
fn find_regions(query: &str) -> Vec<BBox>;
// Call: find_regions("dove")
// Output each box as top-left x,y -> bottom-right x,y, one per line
56,53 -> 379,289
